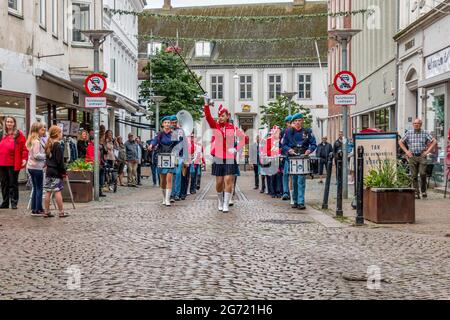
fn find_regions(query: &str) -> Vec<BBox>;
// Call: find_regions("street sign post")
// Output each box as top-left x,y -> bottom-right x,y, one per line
85,97 -> 107,108
333,71 -> 356,94
334,94 -> 357,105
84,73 -> 107,97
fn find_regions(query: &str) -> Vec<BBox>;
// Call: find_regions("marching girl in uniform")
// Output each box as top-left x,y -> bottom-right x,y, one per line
204,99 -> 246,213
150,116 -> 183,207
281,115 -> 292,201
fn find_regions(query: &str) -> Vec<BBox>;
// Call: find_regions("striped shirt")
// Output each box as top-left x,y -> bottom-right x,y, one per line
401,129 -> 433,154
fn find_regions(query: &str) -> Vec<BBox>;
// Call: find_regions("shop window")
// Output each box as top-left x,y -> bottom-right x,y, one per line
374,108 -> 389,132
361,114 -> 369,130
0,95 -> 26,133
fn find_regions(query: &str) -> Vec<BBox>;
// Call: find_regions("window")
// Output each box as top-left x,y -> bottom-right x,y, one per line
72,3 -> 90,42
211,75 -> 224,100
110,59 -> 116,83
361,114 -> 369,130
52,0 -> 58,36
268,75 -> 282,100
298,74 -> 312,99
147,42 -> 162,56
63,0 -> 68,42
239,75 -> 252,100
40,0 -> 46,27
195,41 -> 211,57
374,108 -> 390,132
8,0 -> 22,16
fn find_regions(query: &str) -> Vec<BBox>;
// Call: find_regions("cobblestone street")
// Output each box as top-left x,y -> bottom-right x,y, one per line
0,172 -> 449,300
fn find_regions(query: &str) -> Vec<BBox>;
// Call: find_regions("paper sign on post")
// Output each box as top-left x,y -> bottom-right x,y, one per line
85,97 -> 107,108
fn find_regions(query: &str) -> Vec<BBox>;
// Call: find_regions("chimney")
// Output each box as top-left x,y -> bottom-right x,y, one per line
293,0 -> 305,6
163,0 -> 172,10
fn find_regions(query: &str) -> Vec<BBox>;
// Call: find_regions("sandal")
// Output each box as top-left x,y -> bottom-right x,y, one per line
59,212 -> 69,218
43,212 -> 55,218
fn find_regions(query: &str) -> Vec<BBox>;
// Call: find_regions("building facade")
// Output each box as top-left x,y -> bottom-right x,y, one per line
138,0 -> 329,155
351,0 -> 398,133
394,0 -> 450,185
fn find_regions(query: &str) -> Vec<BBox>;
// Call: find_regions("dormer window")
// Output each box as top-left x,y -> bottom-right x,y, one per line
148,42 -> 162,56
195,41 -> 211,57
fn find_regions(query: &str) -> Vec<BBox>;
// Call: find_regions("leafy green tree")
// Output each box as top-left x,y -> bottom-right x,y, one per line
260,96 -> 312,129
139,50 -> 204,121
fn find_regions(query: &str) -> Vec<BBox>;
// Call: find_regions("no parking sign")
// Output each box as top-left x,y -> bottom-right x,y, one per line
333,71 -> 357,94
84,73 -> 107,97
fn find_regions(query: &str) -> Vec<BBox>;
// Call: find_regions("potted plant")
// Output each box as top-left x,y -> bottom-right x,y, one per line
363,159 -> 415,223
63,159 -> 94,203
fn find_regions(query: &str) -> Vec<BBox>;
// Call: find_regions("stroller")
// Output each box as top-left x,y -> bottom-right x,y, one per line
104,160 -> 118,193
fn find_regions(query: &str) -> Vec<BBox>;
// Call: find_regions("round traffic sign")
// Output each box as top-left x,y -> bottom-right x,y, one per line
84,73 -> 107,97
333,71 -> 357,94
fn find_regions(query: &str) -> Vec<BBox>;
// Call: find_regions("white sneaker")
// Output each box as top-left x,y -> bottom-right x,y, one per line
217,192 -> 224,211
162,189 -> 166,205
290,191 -> 295,205
165,189 -> 172,206
223,192 -> 231,213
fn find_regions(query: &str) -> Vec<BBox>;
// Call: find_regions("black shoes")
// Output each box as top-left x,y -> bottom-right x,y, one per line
298,204 -> 306,210
292,204 -> 298,209
422,193 -> 427,198
11,204 -> 18,210
282,194 -> 289,200
174,196 -> 181,201
253,186 -> 259,190
260,189 -> 265,193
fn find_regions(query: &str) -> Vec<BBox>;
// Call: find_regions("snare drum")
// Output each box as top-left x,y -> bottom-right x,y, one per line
289,157 -> 311,175
157,153 -> 176,169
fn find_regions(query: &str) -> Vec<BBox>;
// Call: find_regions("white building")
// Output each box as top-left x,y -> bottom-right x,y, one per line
103,0 -> 148,141
394,0 -> 450,185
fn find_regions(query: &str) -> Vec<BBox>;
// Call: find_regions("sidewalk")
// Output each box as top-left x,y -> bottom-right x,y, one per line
238,168 -> 450,239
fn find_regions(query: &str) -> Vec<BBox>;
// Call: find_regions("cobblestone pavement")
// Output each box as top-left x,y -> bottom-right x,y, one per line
0,172 -> 449,300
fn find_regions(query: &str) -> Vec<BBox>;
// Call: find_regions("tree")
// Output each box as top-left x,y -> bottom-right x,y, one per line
139,50 -> 204,121
260,96 -> 312,129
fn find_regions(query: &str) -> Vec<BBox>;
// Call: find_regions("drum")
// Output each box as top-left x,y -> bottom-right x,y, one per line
289,157 -> 311,175
157,153 -> 176,169
259,156 -> 280,168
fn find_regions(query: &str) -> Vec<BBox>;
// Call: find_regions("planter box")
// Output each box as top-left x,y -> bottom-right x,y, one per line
363,188 -> 415,224
62,171 -> 94,203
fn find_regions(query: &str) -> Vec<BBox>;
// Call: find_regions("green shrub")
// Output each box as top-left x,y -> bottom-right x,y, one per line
363,158 -> 410,188
67,159 -> 93,172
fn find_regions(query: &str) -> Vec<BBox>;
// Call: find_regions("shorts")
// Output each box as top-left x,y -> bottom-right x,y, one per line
44,177 -> 64,192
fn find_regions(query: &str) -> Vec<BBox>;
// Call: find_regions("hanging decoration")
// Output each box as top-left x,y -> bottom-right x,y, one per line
105,8 -> 374,22
138,35 -> 328,44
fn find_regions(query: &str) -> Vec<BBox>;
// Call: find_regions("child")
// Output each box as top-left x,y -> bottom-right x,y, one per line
43,126 -> 68,218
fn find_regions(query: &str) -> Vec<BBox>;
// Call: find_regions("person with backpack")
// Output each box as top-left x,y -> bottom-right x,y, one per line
0,116 -> 28,210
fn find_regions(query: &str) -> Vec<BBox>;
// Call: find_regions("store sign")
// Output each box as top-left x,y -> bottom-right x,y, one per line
425,46 -> 450,79
85,97 -> 107,108
242,104 -> 251,112
334,94 -> 356,106
354,133 -> 398,177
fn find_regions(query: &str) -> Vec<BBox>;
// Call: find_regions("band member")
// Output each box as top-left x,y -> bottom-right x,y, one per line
281,113 -> 317,210
204,99 -> 246,213
170,115 -> 188,201
150,116 -> 183,206
281,115 -> 292,201
229,119 -> 241,207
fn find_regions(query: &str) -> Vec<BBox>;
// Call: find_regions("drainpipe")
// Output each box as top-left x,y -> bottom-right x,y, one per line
395,0 -> 400,132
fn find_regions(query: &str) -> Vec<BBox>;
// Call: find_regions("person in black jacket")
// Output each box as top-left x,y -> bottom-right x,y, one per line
316,136 -> 333,177
333,131 -> 344,179
77,130 -> 89,159
43,125 -> 68,218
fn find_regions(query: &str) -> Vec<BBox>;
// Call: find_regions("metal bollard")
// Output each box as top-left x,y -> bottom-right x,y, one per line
336,151 -> 343,217
322,152 -> 334,209
356,146 -> 365,225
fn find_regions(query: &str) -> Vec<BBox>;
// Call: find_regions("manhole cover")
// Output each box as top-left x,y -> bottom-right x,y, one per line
260,219 -> 312,225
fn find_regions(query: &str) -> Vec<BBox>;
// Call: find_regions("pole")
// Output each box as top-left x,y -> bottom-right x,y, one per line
156,102 -> 160,133
336,151 -> 343,217
322,152 -> 334,209
356,146 -> 364,225
93,39 -> 100,201
341,37 -> 349,199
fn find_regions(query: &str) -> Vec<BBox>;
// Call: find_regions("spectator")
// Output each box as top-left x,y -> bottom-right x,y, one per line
125,133 -> 139,187
316,136 -> 333,182
85,134 -> 107,197
135,136 -> 144,186
105,130 -> 117,191
333,131 -> 344,179
0,116 -> 28,210
115,136 -> 127,186
43,126 -> 68,218
77,130 -> 89,159
26,122 -> 47,216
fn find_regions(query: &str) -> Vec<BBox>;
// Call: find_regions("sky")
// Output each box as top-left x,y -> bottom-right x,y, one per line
145,0 -> 296,9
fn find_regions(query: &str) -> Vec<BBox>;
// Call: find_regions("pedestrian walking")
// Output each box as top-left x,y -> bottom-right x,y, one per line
399,119 -> 437,199
0,116 -> 28,210
316,136 -> 333,182
204,97 -> 246,213
43,125 -> 68,218
26,122 -> 47,216
124,133 -> 139,187
150,116 -> 183,206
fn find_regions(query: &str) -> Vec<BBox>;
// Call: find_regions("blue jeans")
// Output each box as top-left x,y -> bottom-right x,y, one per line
28,169 -> 44,212
171,161 -> 183,197
292,175 -> 306,205
190,165 -> 198,193
151,163 -> 159,185
282,160 -> 290,195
